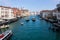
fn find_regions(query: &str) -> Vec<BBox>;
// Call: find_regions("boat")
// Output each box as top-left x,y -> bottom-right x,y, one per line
32,17 -> 36,22
25,17 -> 30,22
20,22 -> 24,25
26,19 -> 30,22
0,30 -> 12,40
0,25 -> 9,29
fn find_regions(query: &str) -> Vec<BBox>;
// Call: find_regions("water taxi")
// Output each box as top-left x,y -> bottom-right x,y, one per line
32,17 -> 36,22
20,22 -> 24,25
26,19 -> 29,22
0,30 -> 12,40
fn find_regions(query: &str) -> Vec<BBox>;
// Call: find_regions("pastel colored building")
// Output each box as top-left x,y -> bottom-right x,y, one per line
13,8 -> 21,17
0,6 -> 22,20
21,9 -> 30,16
0,6 -> 14,19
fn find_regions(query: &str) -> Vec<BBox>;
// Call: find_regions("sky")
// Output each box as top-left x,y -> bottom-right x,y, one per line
0,0 -> 60,11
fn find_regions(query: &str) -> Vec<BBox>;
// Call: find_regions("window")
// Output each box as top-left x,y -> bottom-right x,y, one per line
5,8 -> 8,10
5,11 -> 8,13
5,14 -> 9,17
1,11 -> 4,13
58,14 -> 60,17
11,12 -> 13,13
1,15 -> 4,17
1,7 -> 4,10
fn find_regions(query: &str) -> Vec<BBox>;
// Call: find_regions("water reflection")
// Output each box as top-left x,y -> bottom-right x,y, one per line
0,25 -> 10,33
11,18 -> 60,40
0,16 -> 60,40
55,32 -> 60,40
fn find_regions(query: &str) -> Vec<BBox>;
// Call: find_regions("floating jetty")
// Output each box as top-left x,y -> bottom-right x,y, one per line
48,19 -> 58,23
53,23 -> 60,27
0,25 -> 9,29
0,30 -> 12,40
3,17 -> 18,24
41,18 -> 58,23
50,23 -> 60,32
0,17 -> 18,26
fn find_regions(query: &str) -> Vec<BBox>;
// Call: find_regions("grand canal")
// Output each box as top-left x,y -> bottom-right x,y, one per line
0,16 -> 60,40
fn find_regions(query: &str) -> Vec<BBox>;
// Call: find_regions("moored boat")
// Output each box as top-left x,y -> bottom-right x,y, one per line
26,19 -> 30,22
20,22 -> 24,25
32,17 -> 36,22
0,30 -> 12,40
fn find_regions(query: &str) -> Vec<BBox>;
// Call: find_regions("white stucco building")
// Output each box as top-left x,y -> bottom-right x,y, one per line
56,3 -> 60,23
0,6 -> 14,19
40,10 -> 52,18
57,13 -> 60,20
53,11 -> 60,23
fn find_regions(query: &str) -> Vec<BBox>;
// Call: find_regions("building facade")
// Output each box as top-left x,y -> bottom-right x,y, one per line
21,9 -> 30,16
40,10 -> 52,19
0,6 -> 22,19
13,8 -> 21,17
56,3 -> 60,23
0,6 -> 14,19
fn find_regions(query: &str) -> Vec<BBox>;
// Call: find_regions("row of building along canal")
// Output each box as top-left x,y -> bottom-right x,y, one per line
0,16 -> 60,40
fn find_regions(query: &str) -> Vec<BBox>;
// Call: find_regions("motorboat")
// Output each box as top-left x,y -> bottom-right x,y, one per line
32,17 -> 36,22
20,22 -> 24,25
26,19 -> 30,22
0,30 -> 12,40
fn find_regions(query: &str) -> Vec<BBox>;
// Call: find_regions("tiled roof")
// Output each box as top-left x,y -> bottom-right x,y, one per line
0,6 -> 12,9
52,8 -> 58,12
21,9 -> 29,12
52,10 -> 58,12
40,10 -> 52,12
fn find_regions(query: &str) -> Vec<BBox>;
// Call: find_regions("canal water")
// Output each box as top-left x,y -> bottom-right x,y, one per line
0,16 -> 60,40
